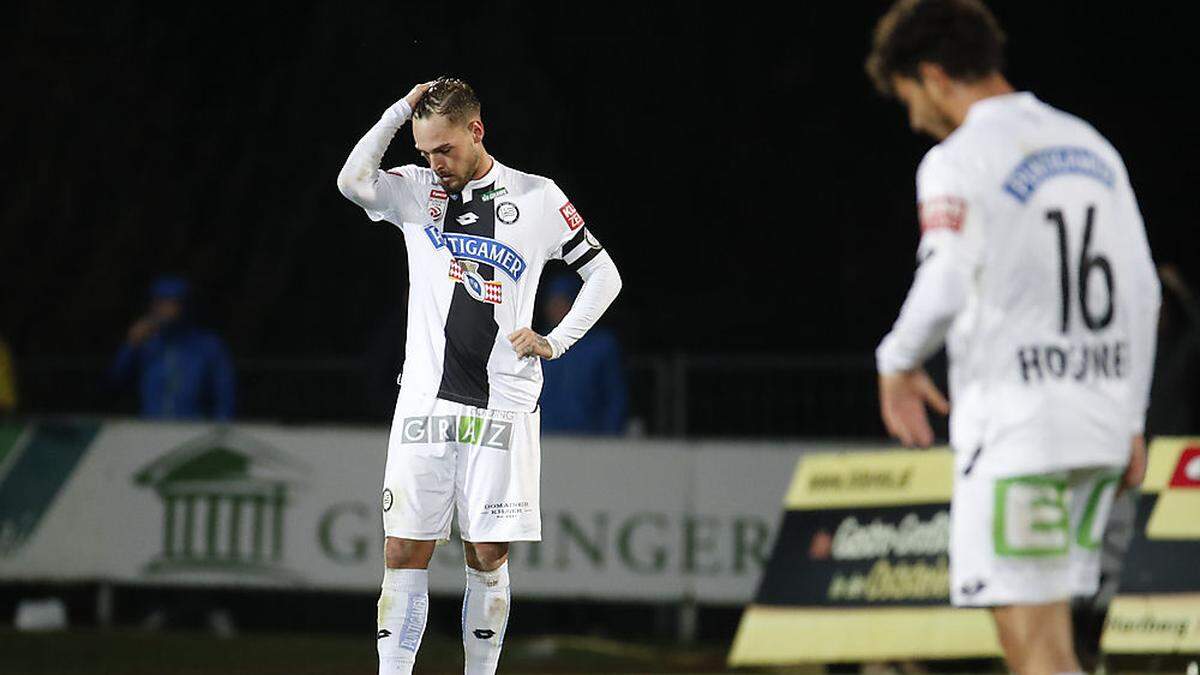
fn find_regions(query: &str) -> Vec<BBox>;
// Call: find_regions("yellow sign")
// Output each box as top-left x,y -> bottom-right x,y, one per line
730,605 -> 1000,664
1101,437 -> 1200,654
784,447 -> 953,510
1102,594 -> 1200,653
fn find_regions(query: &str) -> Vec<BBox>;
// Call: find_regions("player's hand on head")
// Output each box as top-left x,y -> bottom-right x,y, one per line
507,328 -> 553,360
404,81 -> 437,110
878,369 -> 949,448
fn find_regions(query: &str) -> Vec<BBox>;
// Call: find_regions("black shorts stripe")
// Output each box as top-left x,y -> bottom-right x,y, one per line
437,185 -> 499,407
567,246 -> 602,272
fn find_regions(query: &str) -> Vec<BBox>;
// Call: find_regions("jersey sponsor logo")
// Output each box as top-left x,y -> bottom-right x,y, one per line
424,225 -> 528,281
479,186 -> 507,202
918,196 -> 966,233
382,488 -> 393,512
559,201 -> 585,231
456,212 -> 480,226
496,201 -> 520,224
1002,146 -> 1116,203
449,260 -> 503,304
399,415 -> 513,450
398,595 -> 428,652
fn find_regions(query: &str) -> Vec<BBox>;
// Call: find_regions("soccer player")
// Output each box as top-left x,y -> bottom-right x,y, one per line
336,78 -> 622,674
866,2 -> 1160,674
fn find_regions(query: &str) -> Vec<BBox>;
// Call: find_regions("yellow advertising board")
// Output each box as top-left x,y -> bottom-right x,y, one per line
731,438 -> 1200,665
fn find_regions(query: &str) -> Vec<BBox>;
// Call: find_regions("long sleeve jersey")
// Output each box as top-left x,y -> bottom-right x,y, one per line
337,99 -> 622,412
877,92 -> 1160,476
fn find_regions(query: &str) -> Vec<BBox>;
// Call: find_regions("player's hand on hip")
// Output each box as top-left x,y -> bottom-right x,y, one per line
508,328 -> 553,360
404,81 -> 437,110
1119,434 -> 1148,496
878,369 -> 950,448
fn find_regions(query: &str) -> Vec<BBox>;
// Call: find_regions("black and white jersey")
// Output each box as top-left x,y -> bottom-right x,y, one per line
357,159 -> 610,412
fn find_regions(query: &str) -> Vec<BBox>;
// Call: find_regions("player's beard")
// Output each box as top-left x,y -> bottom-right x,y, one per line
439,146 -> 484,194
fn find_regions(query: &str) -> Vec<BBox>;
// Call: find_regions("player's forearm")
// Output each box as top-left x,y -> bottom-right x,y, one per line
876,251 -> 968,374
546,252 -> 622,359
336,99 -> 412,208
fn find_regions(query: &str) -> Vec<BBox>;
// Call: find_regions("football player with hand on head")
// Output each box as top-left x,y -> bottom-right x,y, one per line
337,78 -> 621,675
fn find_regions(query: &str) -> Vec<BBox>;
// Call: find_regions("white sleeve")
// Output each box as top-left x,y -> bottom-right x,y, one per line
335,99 -> 418,223
546,250 -> 622,359
541,181 -> 622,359
1120,175 -> 1161,435
876,148 -> 984,374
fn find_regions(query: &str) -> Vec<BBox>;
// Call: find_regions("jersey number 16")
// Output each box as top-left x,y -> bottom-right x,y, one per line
1045,205 -> 1114,334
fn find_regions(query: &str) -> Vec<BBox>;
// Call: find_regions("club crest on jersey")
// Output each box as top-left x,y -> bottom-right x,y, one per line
449,260 -> 503,305
424,225 -> 527,281
496,201 -> 520,224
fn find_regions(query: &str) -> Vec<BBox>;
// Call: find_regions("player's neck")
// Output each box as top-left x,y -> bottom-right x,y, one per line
950,74 -> 1015,126
472,151 -> 495,181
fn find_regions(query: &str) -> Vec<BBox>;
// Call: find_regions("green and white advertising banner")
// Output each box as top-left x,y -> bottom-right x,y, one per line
0,421 -> 801,603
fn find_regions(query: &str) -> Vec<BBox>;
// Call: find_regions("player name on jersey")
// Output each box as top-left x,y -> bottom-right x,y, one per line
1016,340 -> 1129,384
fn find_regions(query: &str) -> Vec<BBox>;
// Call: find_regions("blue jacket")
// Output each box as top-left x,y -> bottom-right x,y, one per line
539,329 -> 626,435
110,326 -> 236,420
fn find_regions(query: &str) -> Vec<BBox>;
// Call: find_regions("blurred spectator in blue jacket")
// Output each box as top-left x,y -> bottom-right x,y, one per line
110,276 -> 236,420
539,275 -> 627,435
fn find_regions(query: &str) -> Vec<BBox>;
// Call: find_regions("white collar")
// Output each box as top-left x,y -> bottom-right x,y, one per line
460,157 -> 502,202
964,91 -> 1037,124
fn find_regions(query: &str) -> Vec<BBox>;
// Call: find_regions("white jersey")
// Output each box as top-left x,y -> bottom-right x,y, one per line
877,92 -> 1161,476
361,159 -> 610,412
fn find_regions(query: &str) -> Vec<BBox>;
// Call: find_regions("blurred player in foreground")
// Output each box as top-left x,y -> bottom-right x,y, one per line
337,78 -> 621,674
866,1 -> 1160,673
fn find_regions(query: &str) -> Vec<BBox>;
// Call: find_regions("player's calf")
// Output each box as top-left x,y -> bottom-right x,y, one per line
463,541 -> 511,675
378,537 -> 436,675
992,602 -> 1082,675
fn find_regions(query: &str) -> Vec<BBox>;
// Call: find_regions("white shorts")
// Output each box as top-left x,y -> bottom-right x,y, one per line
950,464 -> 1123,607
381,392 -> 541,543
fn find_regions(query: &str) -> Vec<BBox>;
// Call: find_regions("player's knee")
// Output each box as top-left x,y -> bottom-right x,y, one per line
464,542 -> 509,571
384,536 -> 435,569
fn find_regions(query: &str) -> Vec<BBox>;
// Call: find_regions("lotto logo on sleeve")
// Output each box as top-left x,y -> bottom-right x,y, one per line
559,202 -> 585,231
918,196 -> 967,233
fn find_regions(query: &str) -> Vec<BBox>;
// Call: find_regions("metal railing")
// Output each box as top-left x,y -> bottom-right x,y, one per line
16,353 -> 885,438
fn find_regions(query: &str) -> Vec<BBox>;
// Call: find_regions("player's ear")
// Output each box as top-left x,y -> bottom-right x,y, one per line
917,62 -> 952,98
469,119 -> 485,144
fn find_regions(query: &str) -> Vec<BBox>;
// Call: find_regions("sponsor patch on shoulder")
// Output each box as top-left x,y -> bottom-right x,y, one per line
559,202 -> 585,231
430,189 -> 448,201
918,196 -> 967,233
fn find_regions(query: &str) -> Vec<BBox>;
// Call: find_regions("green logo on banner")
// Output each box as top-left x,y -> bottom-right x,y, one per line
0,422 -> 99,558
133,428 -> 308,580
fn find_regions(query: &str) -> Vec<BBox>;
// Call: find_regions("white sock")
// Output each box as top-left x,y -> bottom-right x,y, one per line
377,568 -> 429,675
462,562 -> 511,675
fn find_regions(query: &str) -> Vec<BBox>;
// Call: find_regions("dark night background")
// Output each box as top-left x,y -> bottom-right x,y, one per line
3,1 -> 1197,430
